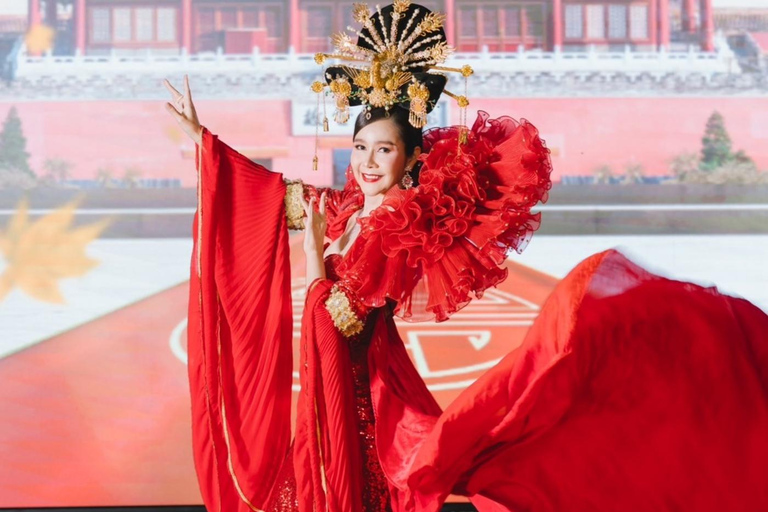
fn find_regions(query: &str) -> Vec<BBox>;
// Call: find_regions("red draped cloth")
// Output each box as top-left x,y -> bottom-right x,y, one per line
188,116 -> 768,512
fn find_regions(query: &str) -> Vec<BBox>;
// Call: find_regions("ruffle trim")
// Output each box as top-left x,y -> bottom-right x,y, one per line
337,111 -> 553,322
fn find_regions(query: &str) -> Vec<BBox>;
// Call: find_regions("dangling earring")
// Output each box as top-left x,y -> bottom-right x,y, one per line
401,167 -> 413,189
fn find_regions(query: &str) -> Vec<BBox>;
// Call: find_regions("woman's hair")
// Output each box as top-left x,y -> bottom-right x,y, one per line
353,107 -> 424,185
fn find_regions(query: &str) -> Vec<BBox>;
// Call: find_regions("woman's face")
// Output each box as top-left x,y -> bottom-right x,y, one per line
350,118 -> 419,197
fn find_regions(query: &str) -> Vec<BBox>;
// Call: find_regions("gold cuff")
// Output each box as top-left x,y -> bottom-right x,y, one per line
325,284 -> 365,338
284,179 -> 305,230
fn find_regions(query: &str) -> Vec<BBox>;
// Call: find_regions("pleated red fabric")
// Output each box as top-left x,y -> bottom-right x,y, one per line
188,128 -> 294,512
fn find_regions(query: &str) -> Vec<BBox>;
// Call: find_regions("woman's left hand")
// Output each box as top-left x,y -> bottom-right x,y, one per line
300,191 -> 327,256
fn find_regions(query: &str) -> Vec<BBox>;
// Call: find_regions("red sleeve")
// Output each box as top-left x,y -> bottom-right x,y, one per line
332,112 -> 553,324
189,126 -> 294,510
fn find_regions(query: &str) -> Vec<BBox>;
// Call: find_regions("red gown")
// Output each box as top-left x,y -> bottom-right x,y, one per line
187,112 -> 768,512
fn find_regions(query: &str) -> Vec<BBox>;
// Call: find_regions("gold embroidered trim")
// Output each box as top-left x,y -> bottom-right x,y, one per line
196,133 -> 225,512
314,398 -> 329,501
196,138 -> 203,277
324,284 -> 364,338
284,179 -> 306,230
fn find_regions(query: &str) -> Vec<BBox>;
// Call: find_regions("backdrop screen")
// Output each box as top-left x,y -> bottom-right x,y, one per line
1,0 -> 767,506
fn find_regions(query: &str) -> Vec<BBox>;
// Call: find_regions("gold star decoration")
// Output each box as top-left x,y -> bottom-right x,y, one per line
0,197 -> 112,304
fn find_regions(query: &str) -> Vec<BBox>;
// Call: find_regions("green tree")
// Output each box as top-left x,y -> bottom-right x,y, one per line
700,111 -> 732,171
0,107 -> 34,178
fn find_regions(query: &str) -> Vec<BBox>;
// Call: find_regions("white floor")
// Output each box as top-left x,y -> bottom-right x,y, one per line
1,235 -> 766,360
0,239 -> 193,358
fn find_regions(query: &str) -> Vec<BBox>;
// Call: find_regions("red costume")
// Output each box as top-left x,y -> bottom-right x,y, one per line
187,111 -> 768,512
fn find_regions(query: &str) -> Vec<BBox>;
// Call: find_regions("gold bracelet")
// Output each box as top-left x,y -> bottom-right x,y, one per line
284,179 -> 305,230
324,284 -> 365,338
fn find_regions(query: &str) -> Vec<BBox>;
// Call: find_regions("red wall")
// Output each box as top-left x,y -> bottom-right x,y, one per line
1,96 -> 766,188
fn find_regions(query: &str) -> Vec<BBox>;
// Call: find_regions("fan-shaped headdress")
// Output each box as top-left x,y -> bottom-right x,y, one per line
308,1 -> 474,170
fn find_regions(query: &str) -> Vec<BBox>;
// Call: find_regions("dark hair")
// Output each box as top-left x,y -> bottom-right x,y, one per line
353,107 -> 424,185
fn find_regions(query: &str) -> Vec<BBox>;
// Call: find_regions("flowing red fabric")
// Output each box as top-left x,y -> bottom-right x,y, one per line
189,122 -> 768,512
396,249 -> 768,511
188,128 -> 294,512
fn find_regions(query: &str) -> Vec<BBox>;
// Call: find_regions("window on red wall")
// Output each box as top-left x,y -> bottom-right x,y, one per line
482,7 -> 499,37
523,5 -> 545,37
220,8 -> 237,30
585,4 -> 605,38
630,4 -> 649,39
307,6 -> 332,38
608,4 -> 627,38
299,0 -> 441,52
565,4 -> 583,38
198,8 -> 215,33
565,2 -> 651,42
459,7 -> 478,37
262,7 -> 278,37
136,8 -> 154,42
91,7 -> 110,43
113,7 -> 131,42
504,7 -> 520,37
242,8 -> 258,27
157,8 -> 176,42
457,3 -> 547,51
89,5 -> 181,47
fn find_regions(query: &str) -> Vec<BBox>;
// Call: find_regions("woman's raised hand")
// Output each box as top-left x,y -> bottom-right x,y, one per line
300,191 -> 328,256
164,75 -> 202,145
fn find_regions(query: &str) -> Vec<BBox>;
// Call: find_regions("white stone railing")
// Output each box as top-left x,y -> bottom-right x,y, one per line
14,36 -> 739,81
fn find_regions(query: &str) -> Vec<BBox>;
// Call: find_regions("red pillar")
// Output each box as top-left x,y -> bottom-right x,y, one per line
444,0 -> 455,47
181,0 -> 192,53
701,0 -> 714,51
289,0 -> 301,52
658,0 -> 670,50
684,0 -> 696,33
28,0 -> 41,28
75,0 -> 86,55
649,0 -> 657,48
552,0 -> 563,50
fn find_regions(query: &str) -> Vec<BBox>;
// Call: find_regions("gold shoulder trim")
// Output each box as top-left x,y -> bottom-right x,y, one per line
284,179 -> 305,230
324,283 -> 365,338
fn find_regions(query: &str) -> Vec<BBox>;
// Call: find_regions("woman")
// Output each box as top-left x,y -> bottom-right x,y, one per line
164,4 -> 768,512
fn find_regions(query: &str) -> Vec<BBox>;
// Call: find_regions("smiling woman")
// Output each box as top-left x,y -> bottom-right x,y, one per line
351,107 -> 424,193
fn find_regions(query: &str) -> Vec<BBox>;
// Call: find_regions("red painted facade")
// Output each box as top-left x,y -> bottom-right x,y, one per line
30,0 -> 716,56
2,97 -> 765,187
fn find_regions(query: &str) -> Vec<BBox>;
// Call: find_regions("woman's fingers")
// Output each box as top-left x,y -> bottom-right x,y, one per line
183,75 -> 194,114
164,78 -> 188,117
184,75 -> 192,102
299,193 -> 310,215
165,102 -> 183,121
319,191 -> 327,216
163,78 -> 182,101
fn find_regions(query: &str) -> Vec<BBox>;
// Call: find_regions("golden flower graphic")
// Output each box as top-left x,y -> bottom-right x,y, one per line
0,197 -> 112,304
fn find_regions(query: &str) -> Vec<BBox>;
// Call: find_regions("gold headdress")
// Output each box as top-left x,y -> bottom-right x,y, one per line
309,1 -> 474,169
